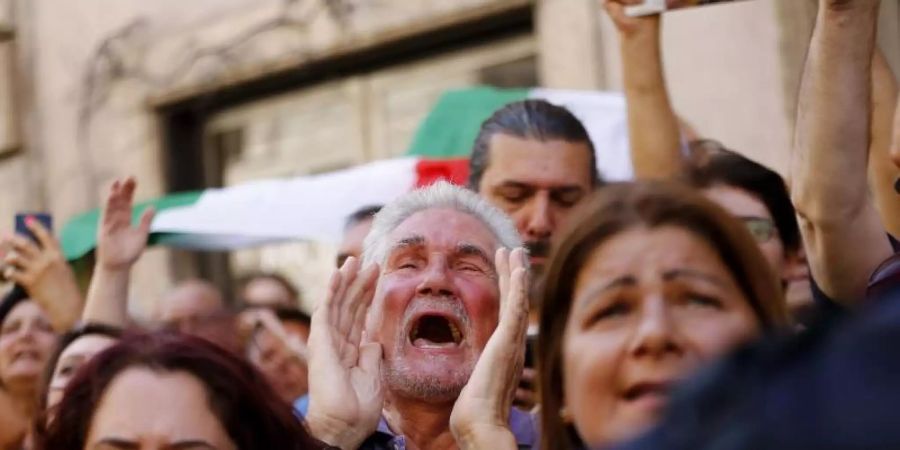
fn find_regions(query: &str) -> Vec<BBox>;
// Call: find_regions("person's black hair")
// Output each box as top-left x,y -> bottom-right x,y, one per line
467,99 -> 601,191
0,285 -> 30,329
685,141 -> 801,253
344,205 -> 383,231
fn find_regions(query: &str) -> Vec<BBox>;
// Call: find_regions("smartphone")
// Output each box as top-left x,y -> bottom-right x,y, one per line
15,213 -> 52,244
625,0 -> 750,17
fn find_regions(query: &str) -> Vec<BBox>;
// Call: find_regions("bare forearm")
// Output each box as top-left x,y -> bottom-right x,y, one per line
792,0 -> 890,303
82,265 -> 131,327
621,17 -> 683,179
868,48 -> 900,236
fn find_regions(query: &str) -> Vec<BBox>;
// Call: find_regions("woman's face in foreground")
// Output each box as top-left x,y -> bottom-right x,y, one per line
562,226 -> 760,447
46,334 -> 118,410
84,367 -> 237,450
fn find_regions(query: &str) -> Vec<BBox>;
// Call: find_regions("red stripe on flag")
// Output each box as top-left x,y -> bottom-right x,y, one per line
414,158 -> 470,188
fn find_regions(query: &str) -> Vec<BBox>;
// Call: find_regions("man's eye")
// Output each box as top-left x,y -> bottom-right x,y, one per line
552,190 -> 583,207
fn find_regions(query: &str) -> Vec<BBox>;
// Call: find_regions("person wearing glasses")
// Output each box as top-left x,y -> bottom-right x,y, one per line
682,142 -> 813,322
601,0 -> 812,322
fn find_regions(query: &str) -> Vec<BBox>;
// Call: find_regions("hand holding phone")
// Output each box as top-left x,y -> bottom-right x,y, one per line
15,213 -> 52,245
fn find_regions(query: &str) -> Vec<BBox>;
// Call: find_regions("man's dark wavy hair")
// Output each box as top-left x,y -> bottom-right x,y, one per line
467,99 -> 601,191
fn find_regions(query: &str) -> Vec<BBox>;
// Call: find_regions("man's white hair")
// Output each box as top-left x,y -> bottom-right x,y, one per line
362,181 -> 522,266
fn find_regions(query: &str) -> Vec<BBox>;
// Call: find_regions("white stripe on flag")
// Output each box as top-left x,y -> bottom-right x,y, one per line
529,89 -> 633,181
152,157 -> 420,245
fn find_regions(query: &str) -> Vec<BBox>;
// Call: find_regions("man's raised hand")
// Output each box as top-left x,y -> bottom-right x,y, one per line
97,177 -> 154,271
450,247 -> 530,450
306,257 -> 382,450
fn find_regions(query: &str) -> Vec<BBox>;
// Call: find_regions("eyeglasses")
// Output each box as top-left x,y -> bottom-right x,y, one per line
740,216 -> 777,243
867,251 -> 900,300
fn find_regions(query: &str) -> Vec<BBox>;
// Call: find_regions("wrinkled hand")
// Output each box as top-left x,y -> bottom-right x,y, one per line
306,257 -> 382,450
2,218 -> 82,330
603,0 -> 660,36
450,248 -> 530,450
97,177 -> 154,271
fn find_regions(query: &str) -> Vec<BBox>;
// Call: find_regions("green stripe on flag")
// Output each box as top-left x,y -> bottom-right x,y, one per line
406,86 -> 528,158
60,191 -> 203,261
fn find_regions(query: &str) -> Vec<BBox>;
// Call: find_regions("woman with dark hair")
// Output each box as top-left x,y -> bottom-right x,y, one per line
449,182 -> 789,450
40,323 -> 122,412
35,332 -> 331,450
683,143 -> 811,319
0,287 -> 56,449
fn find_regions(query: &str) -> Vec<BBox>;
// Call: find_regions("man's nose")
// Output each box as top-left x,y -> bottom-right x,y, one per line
628,295 -> 682,359
416,257 -> 454,297
522,192 -> 553,240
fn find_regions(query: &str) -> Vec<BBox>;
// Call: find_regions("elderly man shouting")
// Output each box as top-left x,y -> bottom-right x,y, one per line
303,181 -> 535,450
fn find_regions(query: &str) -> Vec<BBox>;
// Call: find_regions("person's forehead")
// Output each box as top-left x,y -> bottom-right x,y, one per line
388,208 -> 499,253
481,134 -> 594,187
61,334 -> 117,359
7,300 -> 43,321
702,185 -> 771,219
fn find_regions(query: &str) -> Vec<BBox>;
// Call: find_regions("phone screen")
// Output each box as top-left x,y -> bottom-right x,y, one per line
15,213 -> 53,244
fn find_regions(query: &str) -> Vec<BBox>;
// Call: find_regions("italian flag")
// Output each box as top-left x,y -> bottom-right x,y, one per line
61,87 -> 631,260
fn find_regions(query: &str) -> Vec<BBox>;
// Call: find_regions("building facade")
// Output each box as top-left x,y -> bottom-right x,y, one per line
0,0 -> 897,316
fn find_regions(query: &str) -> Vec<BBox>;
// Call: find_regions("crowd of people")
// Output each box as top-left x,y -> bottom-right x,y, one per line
1,0 -> 898,448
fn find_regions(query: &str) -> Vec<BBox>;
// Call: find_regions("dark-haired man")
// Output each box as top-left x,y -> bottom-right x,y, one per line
469,100 -> 600,274
336,205 -> 383,268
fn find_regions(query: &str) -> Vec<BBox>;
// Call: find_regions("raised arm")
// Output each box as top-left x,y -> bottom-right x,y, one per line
2,220 -> 83,331
82,177 -> 154,327
790,0 -> 891,305
604,0 -> 684,179
869,48 -> 900,237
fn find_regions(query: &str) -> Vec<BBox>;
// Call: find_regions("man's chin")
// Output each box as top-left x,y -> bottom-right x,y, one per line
383,354 -> 474,402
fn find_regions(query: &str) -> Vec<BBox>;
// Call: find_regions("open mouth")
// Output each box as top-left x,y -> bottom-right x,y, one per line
409,314 -> 463,348
12,349 -> 40,363
623,382 -> 671,403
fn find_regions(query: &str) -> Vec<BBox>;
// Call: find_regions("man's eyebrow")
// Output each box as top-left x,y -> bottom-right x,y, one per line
550,185 -> 586,195
493,181 -> 534,191
455,243 -> 495,269
390,235 -> 425,251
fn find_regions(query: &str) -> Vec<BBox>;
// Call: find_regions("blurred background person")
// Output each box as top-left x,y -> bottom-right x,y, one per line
0,217 -> 83,449
236,271 -> 302,310
40,324 -> 123,412
246,307 -> 311,405
157,279 -> 240,353
336,205 -> 382,268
